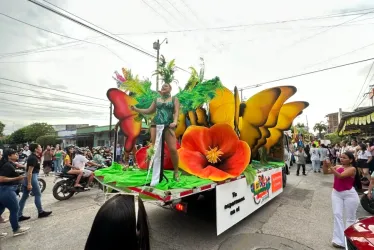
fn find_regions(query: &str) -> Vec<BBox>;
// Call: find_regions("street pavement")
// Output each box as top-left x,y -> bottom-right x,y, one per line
0,165 -> 370,250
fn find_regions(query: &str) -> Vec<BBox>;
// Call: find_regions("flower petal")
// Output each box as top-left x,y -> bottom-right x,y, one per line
218,141 -> 251,176
209,123 -> 239,158
178,148 -> 208,174
136,143 -> 179,170
180,126 -> 211,155
178,148 -> 234,181
196,165 -> 234,181
135,147 -> 148,170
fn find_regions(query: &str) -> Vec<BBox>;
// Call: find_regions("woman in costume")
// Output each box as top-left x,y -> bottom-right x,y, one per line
131,83 -> 180,181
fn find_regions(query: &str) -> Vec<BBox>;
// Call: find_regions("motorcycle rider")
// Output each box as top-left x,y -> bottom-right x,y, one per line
72,148 -> 100,188
63,146 -> 83,188
92,147 -> 106,166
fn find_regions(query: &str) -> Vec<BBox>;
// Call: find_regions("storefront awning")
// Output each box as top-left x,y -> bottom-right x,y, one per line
337,107 -> 374,136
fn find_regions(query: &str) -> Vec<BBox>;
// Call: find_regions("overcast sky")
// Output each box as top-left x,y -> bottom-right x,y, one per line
1,0 -> 374,135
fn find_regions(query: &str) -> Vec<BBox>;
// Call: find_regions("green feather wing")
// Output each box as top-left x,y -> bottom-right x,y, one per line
176,77 -> 223,113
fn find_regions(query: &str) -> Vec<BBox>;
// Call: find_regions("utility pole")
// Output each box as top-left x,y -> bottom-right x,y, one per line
240,89 -> 243,101
153,38 -> 168,91
109,103 -> 113,148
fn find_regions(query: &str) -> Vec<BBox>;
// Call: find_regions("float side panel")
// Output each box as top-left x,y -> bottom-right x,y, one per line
216,168 -> 283,235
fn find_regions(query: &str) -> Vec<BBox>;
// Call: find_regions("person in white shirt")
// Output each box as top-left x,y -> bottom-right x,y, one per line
348,140 -> 359,157
22,146 -> 31,157
310,144 -> 321,173
356,143 -> 372,182
72,148 -> 100,188
319,144 -> 329,170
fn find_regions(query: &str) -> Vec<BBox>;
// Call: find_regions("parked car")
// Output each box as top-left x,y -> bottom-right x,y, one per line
345,216 -> 374,249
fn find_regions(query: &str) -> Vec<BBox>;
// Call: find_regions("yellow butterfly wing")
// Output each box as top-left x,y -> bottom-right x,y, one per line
196,108 -> 208,126
188,111 -> 197,125
175,113 -> 187,138
240,87 -> 281,149
265,101 -> 309,151
253,86 -> 297,152
209,87 -> 235,128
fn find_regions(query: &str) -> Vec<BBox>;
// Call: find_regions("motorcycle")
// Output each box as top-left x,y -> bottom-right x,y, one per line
15,169 -> 47,196
52,165 -> 104,201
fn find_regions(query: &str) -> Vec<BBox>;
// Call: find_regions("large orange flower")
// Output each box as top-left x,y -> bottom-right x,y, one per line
178,124 -> 251,181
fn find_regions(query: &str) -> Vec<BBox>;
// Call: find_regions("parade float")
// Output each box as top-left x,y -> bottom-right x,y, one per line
95,56 -> 309,235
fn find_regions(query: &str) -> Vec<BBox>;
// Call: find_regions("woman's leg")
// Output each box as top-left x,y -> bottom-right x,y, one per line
165,129 -> 179,180
150,127 -> 156,145
1,188 -> 21,232
146,127 -> 157,170
18,179 -> 30,218
331,190 -> 345,246
344,188 -> 359,228
31,174 -> 43,214
68,169 -> 83,187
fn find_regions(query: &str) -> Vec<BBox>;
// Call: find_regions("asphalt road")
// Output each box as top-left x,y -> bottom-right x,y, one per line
0,165 -> 370,250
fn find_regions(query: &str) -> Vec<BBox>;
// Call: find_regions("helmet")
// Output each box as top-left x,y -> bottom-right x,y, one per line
92,147 -> 101,155
75,147 -> 85,155
66,145 -> 75,151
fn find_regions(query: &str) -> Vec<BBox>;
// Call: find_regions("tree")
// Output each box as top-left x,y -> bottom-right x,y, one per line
0,121 -> 4,136
24,123 -> 55,142
313,122 -> 327,139
8,128 -> 27,144
36,135 -> 60,147
325,133 -> 343,145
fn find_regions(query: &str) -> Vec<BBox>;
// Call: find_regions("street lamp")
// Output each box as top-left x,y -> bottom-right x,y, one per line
153,38 -> 168,91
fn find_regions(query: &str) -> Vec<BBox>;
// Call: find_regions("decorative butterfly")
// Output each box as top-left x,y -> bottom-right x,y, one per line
107,89 -> 142,152
207,85 -> 309,155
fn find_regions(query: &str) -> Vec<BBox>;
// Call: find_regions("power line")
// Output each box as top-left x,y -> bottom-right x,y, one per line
0,60 -> 56,64
0,98 -> 106,114
282,12 -> 372,50
303,41 -> 374,70
0,90 -> 108,108
41,0 -> 153,54
0,77 -> 107,101
0,100 -> 106,115
141,0 -> 177,28
28,0 -> 191,74
0,12 -> 126,63
239,56 -> 374,91
26,1 -> 155,58
353,61 -> 374,109
114,8 -> 374,35
152,0 -> 182,26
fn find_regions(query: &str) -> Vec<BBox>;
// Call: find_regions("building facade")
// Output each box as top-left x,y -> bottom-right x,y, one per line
326,110 -> 351,133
